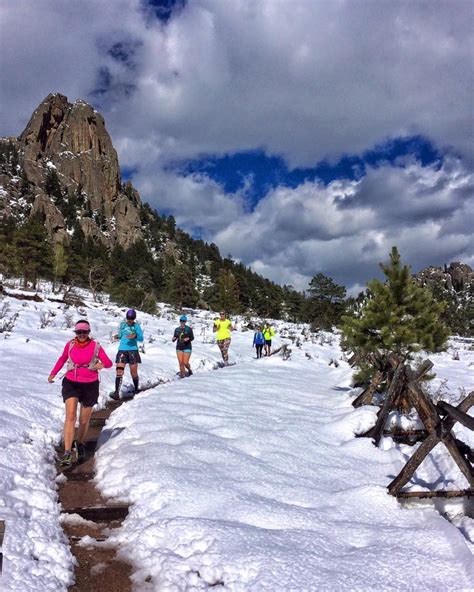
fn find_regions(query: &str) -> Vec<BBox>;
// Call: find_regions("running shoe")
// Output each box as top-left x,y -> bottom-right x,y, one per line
74,440 -> 85,461
59,451 -> 73,467
109,392 -> 120,401
187,369 -> 193,376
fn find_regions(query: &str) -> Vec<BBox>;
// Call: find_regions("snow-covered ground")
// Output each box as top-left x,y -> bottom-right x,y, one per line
0,285 -> 473,591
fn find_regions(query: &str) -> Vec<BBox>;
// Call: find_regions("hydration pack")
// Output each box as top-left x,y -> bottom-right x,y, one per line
66,339 -> 101,373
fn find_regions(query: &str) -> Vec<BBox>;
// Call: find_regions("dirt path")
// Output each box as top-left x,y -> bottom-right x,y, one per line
57,401 -> 133,591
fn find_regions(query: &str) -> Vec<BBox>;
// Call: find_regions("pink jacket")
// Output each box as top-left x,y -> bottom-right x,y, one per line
50,339 -> 113,383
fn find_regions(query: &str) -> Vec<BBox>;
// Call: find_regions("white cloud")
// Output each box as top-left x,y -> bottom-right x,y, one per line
106,0 -> 473,167
197,158 -> 473,290
138,169 -> 246,235
2,0 -> 472,165
1,0 -> 472,290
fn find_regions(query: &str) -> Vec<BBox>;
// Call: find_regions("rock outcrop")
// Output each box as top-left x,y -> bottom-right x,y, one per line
415,262 -> 474,293
0,93 -> 142,248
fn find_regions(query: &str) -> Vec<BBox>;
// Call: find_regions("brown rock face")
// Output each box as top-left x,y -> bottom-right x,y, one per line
19,94 -> 121,211
415,262 -> 474,293
1,93 -> 143,248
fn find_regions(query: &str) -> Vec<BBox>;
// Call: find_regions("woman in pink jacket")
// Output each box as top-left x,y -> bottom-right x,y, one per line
48,319 -> 113,466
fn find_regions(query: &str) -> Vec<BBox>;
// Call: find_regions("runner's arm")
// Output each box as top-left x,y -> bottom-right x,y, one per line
48,342 -> 70,380
135,323 -> 144,342
97,347 -> 113,369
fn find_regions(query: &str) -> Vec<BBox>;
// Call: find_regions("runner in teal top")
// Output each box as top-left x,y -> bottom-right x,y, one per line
110,309 -> 144,400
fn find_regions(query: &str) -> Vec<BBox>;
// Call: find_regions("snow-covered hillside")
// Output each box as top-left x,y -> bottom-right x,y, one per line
0,285 -> 473,591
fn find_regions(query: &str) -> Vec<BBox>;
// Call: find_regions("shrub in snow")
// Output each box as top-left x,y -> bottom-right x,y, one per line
39,310 -> 55,329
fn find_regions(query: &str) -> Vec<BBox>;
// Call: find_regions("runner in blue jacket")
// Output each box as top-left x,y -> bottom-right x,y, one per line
253,325 -> 265,359
110,309 -> 144,399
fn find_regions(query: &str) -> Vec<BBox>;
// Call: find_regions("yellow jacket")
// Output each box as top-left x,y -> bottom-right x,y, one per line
263,326 -> 275,340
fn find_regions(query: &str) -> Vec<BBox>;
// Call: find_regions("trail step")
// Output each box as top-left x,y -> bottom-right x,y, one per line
63,506 -> 130,522
65,472 -> 96,482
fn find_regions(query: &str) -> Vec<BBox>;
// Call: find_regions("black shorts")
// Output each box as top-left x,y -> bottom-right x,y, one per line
265,339 -> 272,347
115,350 -> 142,365
62,377 -> 99,408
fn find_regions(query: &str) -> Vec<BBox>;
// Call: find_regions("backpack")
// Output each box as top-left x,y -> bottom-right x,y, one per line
66,339 -> 101,373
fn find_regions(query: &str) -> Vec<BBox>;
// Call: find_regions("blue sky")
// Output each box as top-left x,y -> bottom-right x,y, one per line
176,136 -> 441,208
0,0 -> 472,291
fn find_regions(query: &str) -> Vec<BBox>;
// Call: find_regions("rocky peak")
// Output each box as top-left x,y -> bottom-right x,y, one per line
415,261 -> 474,293
0,93 -> 143,248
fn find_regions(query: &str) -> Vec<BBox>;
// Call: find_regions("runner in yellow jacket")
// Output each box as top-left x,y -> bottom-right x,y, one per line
213,311 -> 235,365
262,321 -> 275,356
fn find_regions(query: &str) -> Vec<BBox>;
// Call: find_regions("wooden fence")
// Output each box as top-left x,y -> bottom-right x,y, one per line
350,352 -> 473,498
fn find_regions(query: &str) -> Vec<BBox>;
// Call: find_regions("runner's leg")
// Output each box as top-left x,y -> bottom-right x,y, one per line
130,363 -> 139,392
115,362 -> 125,395
64,397 -> 79,452
176,351 -> 186,378
183,351 -> 192,375
77,405 -> 94,443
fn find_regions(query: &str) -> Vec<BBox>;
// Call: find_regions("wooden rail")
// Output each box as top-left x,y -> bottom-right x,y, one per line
0,520 -> 5,573
388,391 -> 474,497
349,351 -> 473,499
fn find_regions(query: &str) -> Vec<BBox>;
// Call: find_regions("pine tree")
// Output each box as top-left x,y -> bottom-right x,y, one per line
342,247 -> 449,357
15,215 -> 53,287
53,243 -> 68,290
45,168 -> 63,201
216,269 -> 240,313
0,216 -> 18,276
165,264 -> 199,308
306,273 -> 347,330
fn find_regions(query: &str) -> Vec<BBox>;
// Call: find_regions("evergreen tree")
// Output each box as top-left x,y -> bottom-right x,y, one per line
305,273 -> 347,330
165,264 -> 199,308
15,215 -> 53,287
216,269 -> 240,313
342,247 -> 449,357
45,168 -> 63,201
0,216 -> 18,276
53,242 -> 68,290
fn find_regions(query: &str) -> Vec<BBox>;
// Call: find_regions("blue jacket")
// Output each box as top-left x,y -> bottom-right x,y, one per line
117,321 -> 144,351
253,331 -> 265,345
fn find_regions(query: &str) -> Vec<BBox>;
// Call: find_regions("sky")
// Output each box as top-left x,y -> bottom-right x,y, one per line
0,0 -> 473,292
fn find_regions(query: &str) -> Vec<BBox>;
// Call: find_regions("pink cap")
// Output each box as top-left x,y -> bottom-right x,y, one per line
74,321 -> 90,332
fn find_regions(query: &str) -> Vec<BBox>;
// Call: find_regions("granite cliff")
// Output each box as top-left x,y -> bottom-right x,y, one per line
0,93 -> 142,247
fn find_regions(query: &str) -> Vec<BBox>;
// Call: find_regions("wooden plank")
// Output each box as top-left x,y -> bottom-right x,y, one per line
369,363 -> 406,446
347,353 -> 357,366
439,391 -> 474,434
383,429 -> 428,436
63,506 -> 129,522
0,520 -> 4,574
407,382 -> 439,432
388,431 -> 439,495
412,359 -> 434,380
352,371 -> 383,408
442,432 -> 474,488
396,489 -> 473,499
437,400 -> 474,432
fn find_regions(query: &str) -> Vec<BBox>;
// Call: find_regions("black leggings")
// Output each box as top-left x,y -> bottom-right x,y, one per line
255,344 -> 263,358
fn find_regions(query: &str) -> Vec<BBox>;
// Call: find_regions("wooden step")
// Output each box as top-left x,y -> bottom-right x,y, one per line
63,506 -> 129,522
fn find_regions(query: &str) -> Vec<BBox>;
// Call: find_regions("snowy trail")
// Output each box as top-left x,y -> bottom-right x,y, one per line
0,291 -> 473,591
95,355 -> 474,591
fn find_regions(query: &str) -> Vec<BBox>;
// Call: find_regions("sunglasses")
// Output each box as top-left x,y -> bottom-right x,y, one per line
75,330 -> 90,336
